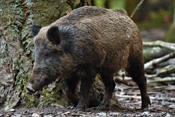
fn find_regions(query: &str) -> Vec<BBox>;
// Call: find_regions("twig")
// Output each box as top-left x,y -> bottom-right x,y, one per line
144,52 -> 175,70
173,0 -> 175,26
130,0 -> 144,18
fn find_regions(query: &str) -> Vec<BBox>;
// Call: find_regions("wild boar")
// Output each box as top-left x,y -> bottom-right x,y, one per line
27,6 -> 151,110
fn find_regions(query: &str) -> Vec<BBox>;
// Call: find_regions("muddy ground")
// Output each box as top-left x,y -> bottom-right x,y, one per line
0,82 -> 175,117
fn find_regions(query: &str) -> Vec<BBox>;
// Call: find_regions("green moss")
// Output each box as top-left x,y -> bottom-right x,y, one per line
94,75 -> 103,87
25,94 -> 39,108
32,0 -> 70,26
39,83 -> 68,107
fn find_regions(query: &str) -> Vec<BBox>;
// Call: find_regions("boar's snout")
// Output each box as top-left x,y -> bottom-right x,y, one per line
26,82 -> 36,94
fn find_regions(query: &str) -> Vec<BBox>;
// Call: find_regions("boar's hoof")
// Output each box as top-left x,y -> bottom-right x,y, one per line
26,83 -> 36,94
74,103 -> 87,111
95,105 -> 107,110
141,96 -> 151,109
90,104 -> 107,110
93,101 -> 108,110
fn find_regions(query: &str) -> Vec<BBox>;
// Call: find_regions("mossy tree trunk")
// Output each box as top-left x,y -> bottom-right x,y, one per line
0,0 -> 92,110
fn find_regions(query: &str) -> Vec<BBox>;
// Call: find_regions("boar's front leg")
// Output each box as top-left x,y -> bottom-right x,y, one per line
63,77 -> 80,106
75,68 -> 96,111
96,73 -> 115,110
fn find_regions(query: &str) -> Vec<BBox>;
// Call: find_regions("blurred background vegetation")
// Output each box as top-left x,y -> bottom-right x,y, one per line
93,0 -> 175,42
93,0 -> 173,28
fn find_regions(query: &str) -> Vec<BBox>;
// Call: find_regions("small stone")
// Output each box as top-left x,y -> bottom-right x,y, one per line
159,112 -> 166,116
66,106 -> 74,110
57,112 -> 62,115
32,113 -> 41,117
6,115 -> 11,117
109,112 -> 120,116
169,104 -> 175,109
96,112 -> 107,116
0,114 -> 3,117
61,111 -> 70,117
63,111 -> 70,115
79,114 -> 87,117
43,114 -> 54,117
124,114 -> 135,117
71,113 -> 79,116
165,113 -> 172,117
11,114 -> 22,117
60,115 -> 66,117
142,111 -> 149,117
8,109 -> 15,112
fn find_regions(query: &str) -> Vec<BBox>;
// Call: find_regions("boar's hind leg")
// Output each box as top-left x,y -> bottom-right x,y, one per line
64,77 -> 79,106
75,69 -> 96,111
126,55 -> 151,109
96,73 -> 115,110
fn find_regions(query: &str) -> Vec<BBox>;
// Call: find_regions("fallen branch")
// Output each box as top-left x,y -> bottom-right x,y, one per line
148,77 -> 175,83
145,74 -> 157,78
144,52 -> 175,70
143,40 -> 175,50
156,65 -> 175,77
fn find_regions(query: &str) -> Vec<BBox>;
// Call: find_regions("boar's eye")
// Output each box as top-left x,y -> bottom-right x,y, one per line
47,26 -> 61,46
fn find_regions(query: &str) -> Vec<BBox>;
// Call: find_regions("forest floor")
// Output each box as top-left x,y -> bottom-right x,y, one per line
0,29 -> 175,116
0,83 -> 175,116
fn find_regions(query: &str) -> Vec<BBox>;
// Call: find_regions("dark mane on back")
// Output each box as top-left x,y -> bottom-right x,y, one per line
113,9 -> 127,15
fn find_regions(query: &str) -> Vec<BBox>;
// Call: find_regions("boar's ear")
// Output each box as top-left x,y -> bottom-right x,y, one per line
47,26 -> 60,46
31,25 -> 41,37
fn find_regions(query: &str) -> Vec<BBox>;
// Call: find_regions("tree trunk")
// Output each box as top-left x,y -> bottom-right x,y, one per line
105,0 -> 111,9
0,0 -> 95,110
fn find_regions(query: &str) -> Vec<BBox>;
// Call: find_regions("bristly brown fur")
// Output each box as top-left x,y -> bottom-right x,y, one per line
28,6 -> 150,110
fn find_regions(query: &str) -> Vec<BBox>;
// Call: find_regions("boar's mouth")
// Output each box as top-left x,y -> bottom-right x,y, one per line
26,82 -> 36,94
27,74 -> 52,94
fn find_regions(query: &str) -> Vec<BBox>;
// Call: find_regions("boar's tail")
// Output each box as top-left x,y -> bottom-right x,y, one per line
113,9 -> 127,15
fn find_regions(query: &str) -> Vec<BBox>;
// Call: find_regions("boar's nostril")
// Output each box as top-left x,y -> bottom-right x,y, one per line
26,83 -> 35,94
